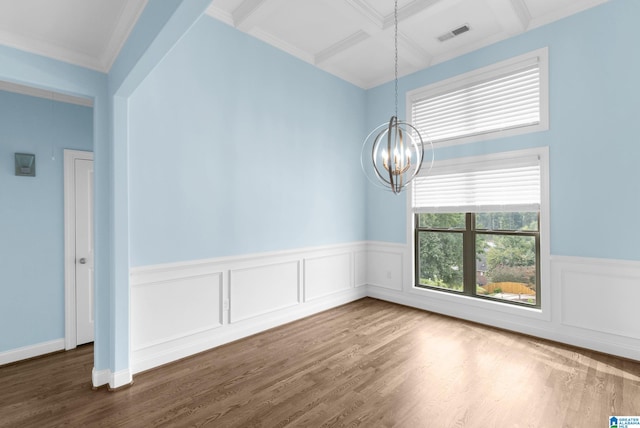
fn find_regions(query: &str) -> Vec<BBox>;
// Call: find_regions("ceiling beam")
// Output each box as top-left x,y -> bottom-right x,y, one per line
315,30 -> 370,65
398,32 -> 433,71
233,0 -> 288,31
486,0 -> 531,34
511,0 -> 533,30
382,0 -> 462,29
343,0 -> 384,32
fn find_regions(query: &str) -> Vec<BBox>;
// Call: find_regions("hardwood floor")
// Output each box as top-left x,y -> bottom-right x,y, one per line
2,298 -> 639,427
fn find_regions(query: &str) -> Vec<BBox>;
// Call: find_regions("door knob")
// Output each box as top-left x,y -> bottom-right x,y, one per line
79,258 -> 87,264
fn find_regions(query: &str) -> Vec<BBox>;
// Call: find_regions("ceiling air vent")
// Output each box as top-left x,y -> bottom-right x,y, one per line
437,24 -> 470,42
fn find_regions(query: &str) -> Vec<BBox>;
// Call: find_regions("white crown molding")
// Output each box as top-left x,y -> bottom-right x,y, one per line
0,28 -> 105,72
0,1 -> 146,73
248,27 -> 315,64
526,0 -> 609,30
0,0 -> 613,90
359,56 -> 436,89
332,71 -> 373,91
205,4 -> 235,26
101,0 -> 148,71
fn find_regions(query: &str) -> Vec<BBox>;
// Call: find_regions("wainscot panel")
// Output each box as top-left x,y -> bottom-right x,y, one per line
131,273 -> 223,351
130,242 -> 367,373
363,245 -> 640,362
366,248 -> 404,291
230,261 -> 300,323
304,252 -> 353,301
555,256 -> 640,340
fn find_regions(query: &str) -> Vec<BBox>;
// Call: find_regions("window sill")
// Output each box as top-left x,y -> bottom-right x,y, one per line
408,284 -> 549,322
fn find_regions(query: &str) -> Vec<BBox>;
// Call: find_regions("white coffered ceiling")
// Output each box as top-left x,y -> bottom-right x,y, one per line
0,0 -> 609,88
206,0 -> 609,88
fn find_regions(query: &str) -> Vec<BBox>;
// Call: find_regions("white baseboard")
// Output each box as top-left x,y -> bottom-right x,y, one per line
92,367 -> 110,388
91,367 -> 133,389
0,339 -> 64,366
111,368 -> 133,389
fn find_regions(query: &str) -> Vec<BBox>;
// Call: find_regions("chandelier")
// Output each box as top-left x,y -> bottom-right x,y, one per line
361,0 -> 432,194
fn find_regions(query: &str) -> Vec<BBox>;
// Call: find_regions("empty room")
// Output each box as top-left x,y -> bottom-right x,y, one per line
1,0 -> 639,426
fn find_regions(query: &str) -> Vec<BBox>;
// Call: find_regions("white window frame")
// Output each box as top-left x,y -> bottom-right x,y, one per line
407,47 -> 549,148
407,147 -> 551,321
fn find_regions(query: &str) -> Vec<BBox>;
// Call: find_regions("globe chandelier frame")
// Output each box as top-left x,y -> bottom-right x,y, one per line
361,0 -> 433,194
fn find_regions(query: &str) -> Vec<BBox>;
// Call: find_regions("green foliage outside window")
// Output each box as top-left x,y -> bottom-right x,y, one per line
418,231 -> 464,291
416,212 -> 539,306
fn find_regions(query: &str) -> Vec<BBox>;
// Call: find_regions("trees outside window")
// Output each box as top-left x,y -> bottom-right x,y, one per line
415,212 -> 540,307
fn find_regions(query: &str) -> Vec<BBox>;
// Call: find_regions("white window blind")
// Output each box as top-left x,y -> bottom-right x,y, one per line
409,49 -> 547,145
412,156 -> 541,213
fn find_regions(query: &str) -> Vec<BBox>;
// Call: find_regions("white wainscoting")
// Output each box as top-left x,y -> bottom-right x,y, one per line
130,242 -> 368,373
230,261 -> 300,323
363,242 -> 640,362
365,242 -> 405,291
131,272 -> 223,350
304,252 -> 352,301
552,256 -> 640,357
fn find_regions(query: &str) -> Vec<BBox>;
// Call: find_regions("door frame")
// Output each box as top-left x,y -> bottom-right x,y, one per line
64,149 -> 94,350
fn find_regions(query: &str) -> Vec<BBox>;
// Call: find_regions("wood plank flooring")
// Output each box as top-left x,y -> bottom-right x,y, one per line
2,298 -> 639,427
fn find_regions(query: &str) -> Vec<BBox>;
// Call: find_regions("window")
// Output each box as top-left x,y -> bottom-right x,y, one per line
412,150 -> 546,308
408,48 -> 548,147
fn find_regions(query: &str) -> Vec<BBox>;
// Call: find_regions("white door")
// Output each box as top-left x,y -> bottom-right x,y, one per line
75,158 -> 94,345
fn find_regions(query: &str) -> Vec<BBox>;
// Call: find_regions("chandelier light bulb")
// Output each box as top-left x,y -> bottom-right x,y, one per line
367,116 -> 426,193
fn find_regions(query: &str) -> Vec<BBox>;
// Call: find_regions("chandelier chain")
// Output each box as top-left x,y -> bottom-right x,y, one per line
394,0 -> 398,118
360,0 -> 431,195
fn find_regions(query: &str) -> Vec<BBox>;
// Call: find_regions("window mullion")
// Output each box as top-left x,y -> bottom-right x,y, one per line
414,213 -> 420,289
463,213 -> 475,297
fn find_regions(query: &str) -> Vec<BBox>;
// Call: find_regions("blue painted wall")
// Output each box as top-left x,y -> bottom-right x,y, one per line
0,42 -> 110,372
2,0 -> 638,375
0,90 -> 93,352
0,0 -> 210,378
366,0 -> 640,261
107,0 -> 212,376
128,17 -> 367,267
